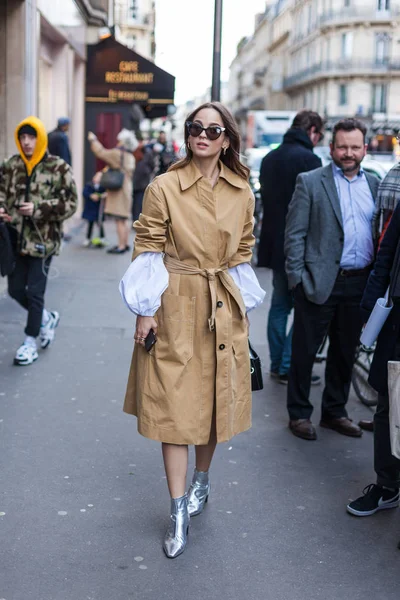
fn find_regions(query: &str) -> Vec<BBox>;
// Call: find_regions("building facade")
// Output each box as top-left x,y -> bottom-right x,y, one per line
285,0 -> 400,123
0,0 -> 110,211
114,0 -> 156,61
229,0 -> 400,141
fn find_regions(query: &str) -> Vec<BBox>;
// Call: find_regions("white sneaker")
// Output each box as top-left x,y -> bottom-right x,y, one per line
40,311 -> 60,349
82,239 -> 91,248
14,343 -> 38,366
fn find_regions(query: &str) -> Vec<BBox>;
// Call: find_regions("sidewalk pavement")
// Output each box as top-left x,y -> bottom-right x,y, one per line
0,222 -> 399,600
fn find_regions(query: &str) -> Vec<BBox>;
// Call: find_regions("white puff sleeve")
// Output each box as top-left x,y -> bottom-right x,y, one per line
228,263 -> 266,313
119,252 -> 169,316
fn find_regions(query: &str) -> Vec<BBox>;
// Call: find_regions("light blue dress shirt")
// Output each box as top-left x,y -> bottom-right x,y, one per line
332,163 -> 375,270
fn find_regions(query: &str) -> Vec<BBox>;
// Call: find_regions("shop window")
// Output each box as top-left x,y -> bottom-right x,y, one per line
339,84 -> 348,106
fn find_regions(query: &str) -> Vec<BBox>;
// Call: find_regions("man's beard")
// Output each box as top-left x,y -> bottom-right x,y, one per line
335,157 -> 361,173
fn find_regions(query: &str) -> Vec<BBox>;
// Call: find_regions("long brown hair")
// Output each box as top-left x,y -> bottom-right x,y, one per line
169,102 -> 249,181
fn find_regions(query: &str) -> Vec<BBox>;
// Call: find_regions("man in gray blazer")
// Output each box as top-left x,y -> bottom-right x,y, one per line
285,118 -> 380,440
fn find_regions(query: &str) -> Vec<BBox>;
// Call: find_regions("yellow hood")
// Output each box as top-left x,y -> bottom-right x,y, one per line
14,116 -> 48,176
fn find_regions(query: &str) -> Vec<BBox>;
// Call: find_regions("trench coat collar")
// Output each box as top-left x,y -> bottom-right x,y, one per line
177,160 -> 248,191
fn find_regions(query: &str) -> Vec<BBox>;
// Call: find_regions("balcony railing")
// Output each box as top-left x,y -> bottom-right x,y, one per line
291,7 -> 400,46
319,7 -> 400,28
283,59 -> 400,89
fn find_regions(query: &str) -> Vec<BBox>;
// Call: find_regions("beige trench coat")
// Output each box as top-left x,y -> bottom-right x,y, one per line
90,140 -> 135,219
123,160 -> 255,445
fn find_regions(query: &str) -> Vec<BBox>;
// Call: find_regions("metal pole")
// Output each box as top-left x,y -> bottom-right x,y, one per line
211,0 -> 223,102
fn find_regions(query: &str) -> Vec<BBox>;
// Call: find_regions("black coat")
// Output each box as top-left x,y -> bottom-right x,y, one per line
257,128 -> 322,270
361,201 -> 400,395
47,128 -> 72,166
133,149 -> 155,191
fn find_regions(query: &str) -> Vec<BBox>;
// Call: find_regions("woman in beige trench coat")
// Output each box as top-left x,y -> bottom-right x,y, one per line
119,102 -> 265,558
88,129 -> 137,254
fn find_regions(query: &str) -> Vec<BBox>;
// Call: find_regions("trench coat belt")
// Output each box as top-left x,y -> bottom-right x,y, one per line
163,254 -> 246,332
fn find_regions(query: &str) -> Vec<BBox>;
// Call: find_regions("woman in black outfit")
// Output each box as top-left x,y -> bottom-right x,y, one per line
346,201 -> 400,531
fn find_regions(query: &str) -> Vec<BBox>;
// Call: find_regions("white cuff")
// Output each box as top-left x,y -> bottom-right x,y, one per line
119,252 -> 169,316
228,263 -> 266,312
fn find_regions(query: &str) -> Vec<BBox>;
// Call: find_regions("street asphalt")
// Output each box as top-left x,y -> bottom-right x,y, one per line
0,222 -> 399,600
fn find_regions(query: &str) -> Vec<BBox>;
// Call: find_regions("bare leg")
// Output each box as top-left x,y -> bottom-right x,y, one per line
195,409 -> 217,472
162,443 -> 188,498
116,219 -> 129,250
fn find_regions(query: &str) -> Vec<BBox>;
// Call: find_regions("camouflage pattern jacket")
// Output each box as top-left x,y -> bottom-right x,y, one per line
0,154 -> 78,258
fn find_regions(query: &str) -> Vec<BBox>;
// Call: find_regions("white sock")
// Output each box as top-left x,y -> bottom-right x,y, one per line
42,309 -> 50,326
24,336 -> 37,348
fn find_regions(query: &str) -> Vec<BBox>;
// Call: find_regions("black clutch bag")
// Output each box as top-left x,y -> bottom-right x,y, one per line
249,340 -> 263,391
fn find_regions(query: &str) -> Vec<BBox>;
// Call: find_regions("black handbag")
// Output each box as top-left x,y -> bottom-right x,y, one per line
0,221 -> 15,277
100,150 -> 124,191
249,340 -> 263,391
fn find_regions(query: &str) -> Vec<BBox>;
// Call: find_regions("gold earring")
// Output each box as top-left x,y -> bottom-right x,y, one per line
187,141 -> 191,150
223,146 -> 227,156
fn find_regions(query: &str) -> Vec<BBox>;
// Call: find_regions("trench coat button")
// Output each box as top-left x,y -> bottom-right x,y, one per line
217,301 -> 223,308
339,237 -> 344,242
219,344 -> 225,350
335,260 -> 340,264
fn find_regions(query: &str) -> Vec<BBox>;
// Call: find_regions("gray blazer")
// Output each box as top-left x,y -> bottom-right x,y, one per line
284,164 -> 380,305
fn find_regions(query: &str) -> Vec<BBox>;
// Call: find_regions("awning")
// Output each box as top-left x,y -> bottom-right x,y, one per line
371,120 -> 400,134
85,37 -> 175,119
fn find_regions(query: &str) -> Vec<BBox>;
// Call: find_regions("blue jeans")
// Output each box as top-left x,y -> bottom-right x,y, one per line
267,270 -> 293,375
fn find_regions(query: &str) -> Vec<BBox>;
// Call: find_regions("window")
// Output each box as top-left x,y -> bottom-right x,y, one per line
341,32 -> 353,60
375,33 -> 390,64
372,83 -> 387,112
339,84 -> 348,106
377,0 -> 390,10
131,0 -> 137,19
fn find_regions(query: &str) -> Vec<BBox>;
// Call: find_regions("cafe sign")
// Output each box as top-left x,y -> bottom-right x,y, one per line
86,37 -> 175,107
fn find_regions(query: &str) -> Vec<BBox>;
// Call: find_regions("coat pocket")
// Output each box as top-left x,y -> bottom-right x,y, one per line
156,293 -> 195,365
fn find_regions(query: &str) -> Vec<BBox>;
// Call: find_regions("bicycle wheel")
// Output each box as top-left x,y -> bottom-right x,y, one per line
352,348 -> 378,407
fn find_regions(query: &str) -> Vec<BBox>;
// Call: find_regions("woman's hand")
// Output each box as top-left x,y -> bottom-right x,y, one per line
87,132 -> 97,142
135,315 -> 158,347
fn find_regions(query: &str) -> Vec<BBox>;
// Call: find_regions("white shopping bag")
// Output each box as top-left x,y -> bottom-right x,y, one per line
388,361 -> 400,460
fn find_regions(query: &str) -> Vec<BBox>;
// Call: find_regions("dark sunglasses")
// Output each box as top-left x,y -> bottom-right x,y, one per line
186,121 -> 226,141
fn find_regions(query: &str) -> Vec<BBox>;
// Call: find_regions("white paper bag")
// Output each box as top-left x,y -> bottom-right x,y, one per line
360,288 -> 393,347
388,361 -> 400,460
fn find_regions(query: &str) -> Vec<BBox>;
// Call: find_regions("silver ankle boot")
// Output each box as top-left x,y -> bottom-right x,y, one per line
163,494 -> 190,559
187,469 -> 210,517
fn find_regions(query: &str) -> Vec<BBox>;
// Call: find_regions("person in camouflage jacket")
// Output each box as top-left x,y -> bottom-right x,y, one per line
0,116 -> 77,366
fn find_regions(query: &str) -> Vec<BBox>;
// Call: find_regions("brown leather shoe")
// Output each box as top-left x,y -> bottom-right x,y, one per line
289,419 -> 317,440
320,417 -> 363,437
358,420 -> 374,432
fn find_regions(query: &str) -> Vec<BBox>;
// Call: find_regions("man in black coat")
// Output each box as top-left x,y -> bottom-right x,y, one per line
48,117 -> 72,166
258,110 -> 323,384
347,201 -> 400,520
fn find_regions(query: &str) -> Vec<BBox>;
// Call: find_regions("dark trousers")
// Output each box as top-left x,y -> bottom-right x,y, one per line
267,269 -> 293,375
287,272 -> 368,421
132,190 -> 145,222
7,254 -> 51,338
87,221 -> 105,240
375,393 -> 400,489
